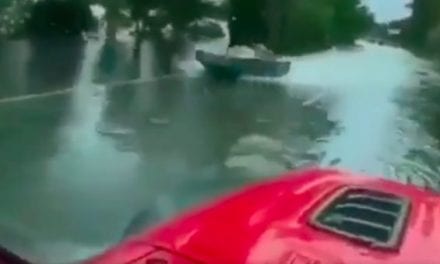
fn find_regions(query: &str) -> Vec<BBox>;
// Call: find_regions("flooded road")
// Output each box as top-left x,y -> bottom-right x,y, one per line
284,44 -> 436,179
1,34 -> 440,263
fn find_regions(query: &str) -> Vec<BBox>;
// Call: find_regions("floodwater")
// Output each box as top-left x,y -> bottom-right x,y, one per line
1,33 -> 440,262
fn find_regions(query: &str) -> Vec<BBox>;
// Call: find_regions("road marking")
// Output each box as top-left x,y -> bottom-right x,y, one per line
0,89 -> 72,104
0,74 -> 185,105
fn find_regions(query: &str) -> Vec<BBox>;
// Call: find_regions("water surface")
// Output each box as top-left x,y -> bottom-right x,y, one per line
0,35 -> 439,262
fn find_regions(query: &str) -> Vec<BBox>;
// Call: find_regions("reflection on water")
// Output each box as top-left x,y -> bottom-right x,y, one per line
0,38 -> 85,99
1,36 -> 440,262
96,40 -> 139,83
0,41 -> 30,98
0,35 -> 335,262
27,38 -> 85,94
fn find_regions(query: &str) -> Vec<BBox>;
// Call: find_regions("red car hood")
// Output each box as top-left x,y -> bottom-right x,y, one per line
89,169 -> 440,264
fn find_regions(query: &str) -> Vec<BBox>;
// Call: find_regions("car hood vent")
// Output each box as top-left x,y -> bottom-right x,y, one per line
311,188 -> 410,249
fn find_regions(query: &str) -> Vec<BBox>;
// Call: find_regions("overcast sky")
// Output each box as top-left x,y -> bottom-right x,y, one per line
363,0 -> 412,23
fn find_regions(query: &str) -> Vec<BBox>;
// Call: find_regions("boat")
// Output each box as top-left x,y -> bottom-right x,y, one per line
86,168 -> 440,264
196,50 -> 291,79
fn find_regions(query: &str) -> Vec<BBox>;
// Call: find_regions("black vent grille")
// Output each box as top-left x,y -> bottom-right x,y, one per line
311,188 -> 410,249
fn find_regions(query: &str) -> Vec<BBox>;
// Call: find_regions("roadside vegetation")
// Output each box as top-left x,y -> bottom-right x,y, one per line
235,0 -> 374,54
0,0 -> 395,56
406,0 -> 440,57
379,0 -> 440,58
0,0 -> 33,38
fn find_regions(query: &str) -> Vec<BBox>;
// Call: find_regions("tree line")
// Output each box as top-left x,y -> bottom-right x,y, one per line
238,0 -> 373,54
400,0 -> 440,55
1,0 -> 374,55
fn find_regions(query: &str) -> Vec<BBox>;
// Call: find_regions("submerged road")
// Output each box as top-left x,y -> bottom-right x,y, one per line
0,35 -> 440,262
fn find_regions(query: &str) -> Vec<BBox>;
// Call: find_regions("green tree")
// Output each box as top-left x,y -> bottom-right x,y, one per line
228,0 -> 267,46
127,0 -> 156,33
404,0 -> 440,48
0,0 -> 12,11
229,0 -> 373,55
27,0 -> 93,37
167,0 -> 206,30
94,0 -> 128,40
98,0 -> 207,39
0,0 -> 34,38
331,0 -> 373,44
427,24 -> 440,54
270,0 -> 334,54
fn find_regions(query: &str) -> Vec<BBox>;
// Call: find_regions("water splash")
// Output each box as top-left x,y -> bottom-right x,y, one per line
281,42 -> 432,176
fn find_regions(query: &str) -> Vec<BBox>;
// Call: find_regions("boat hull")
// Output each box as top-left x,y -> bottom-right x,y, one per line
196,50 -> 291,79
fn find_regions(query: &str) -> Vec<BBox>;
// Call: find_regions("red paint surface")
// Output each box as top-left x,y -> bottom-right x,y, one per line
87,169 -> 440,264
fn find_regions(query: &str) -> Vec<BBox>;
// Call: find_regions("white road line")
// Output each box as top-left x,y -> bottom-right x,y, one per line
0,74 -> 185,105
0,88 -> 72,104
